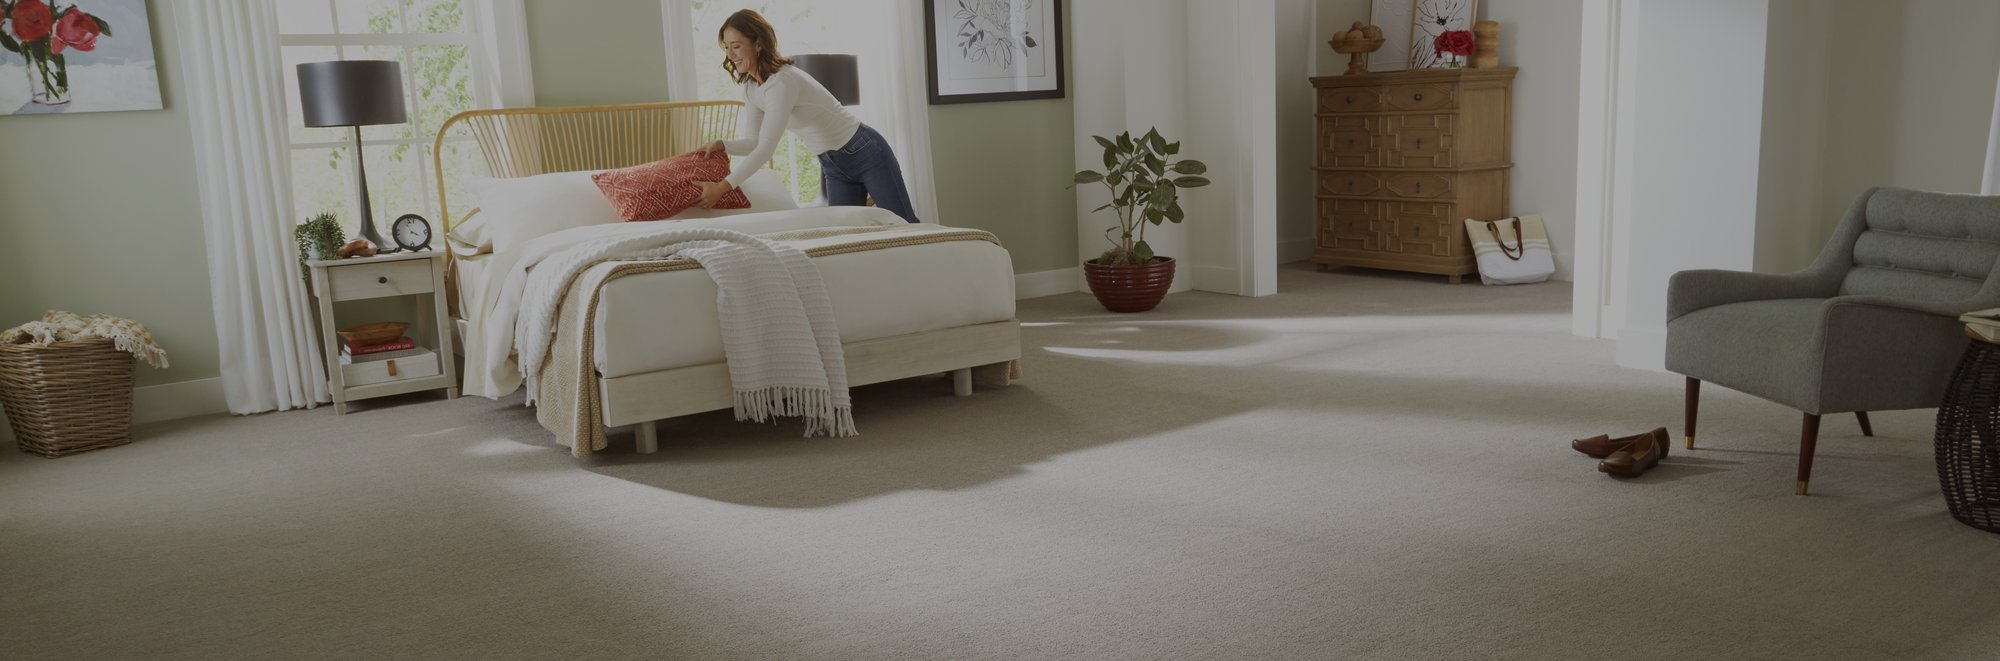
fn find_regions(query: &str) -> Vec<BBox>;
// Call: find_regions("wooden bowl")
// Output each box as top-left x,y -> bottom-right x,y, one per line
1331,37 -> 1386,54
337,322 -> 408,346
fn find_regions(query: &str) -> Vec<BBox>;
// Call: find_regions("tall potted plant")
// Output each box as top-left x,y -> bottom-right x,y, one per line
1072,128 -> 1210,313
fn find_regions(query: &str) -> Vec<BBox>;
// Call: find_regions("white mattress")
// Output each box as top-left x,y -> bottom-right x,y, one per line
593,238 -> 1016,377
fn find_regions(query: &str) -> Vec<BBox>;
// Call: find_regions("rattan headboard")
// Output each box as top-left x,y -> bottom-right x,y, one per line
430,100 -> 743,234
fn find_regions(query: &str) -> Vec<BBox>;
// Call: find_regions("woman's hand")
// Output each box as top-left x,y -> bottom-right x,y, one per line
694,180 -> 734,209
701,140 -> 726,158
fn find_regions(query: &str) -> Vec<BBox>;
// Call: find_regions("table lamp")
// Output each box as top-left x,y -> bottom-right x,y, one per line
792,54 -> 859,106
297,60 -> 407,252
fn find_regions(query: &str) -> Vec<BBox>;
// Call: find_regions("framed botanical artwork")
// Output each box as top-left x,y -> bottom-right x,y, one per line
1367,0 -> 1412,72
925,0 -> 1065,105
1410,0 -> 1479,69
0,0 -> 163,115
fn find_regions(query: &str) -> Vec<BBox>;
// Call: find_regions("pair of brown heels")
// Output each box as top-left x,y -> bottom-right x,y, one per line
1571,427 -> 1669,477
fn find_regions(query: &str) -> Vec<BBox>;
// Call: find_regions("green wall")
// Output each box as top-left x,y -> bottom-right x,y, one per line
524,0 -> 1077,276
524,0 -> 671,106
0,0 -> 218,388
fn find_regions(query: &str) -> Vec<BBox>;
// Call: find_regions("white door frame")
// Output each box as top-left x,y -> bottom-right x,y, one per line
1570,0 -> 1637,339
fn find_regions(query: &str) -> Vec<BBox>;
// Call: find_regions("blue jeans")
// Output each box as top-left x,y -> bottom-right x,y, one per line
818,124 -> 919,223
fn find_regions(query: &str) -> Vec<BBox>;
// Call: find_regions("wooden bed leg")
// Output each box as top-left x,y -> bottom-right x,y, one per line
636,421 -> 659,454
972,362 -> 1015,389
952,368 -> 973,397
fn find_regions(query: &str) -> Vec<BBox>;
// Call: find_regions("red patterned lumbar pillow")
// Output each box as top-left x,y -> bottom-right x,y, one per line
592,152 -> 751,221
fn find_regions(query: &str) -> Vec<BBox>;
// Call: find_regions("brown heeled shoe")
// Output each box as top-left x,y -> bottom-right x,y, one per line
1572,429 -> 1664,458
1598,427 -> 1670,477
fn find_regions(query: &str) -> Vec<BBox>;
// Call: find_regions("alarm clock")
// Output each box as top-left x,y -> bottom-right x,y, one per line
390,213 -> 432,252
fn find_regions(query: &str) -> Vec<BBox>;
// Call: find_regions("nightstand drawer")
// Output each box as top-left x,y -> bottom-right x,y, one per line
328,260 -> 434,302
342,350 -> 440,387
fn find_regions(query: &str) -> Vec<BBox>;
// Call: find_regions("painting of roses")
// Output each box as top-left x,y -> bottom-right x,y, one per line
0,0 -> 161,115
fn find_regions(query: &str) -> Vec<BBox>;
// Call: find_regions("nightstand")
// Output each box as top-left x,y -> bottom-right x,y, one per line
307,251 -> 458,414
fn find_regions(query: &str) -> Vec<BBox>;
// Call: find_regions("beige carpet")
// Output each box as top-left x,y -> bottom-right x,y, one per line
4,265 -> 1998,660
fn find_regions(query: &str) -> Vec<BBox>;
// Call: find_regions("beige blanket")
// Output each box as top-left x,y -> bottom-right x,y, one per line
536,224 -> 1005,457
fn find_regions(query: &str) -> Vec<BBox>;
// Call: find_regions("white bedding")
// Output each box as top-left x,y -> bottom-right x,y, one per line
457,206 -> 1015,396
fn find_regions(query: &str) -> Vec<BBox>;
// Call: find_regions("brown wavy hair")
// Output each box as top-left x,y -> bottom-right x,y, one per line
719,9 -> 794,84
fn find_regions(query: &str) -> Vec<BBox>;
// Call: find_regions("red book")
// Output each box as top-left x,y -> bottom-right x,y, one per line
344,337 -> 416,355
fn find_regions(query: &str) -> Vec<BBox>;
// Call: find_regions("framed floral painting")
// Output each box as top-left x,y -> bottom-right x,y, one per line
925,0 -> 1064,105
1410,0 -> 1479,69
0,0 -> 162,115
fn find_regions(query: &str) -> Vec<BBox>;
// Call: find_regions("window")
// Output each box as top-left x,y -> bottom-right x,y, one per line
276,0 -> 495,234
687,1 -> 889,206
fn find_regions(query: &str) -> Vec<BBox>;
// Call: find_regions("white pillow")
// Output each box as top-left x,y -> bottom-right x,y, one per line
447,168 -> 802,254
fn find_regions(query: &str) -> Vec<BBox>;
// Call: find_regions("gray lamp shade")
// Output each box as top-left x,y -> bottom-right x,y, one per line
792,54 -> 859,106
296,60 -> 407,127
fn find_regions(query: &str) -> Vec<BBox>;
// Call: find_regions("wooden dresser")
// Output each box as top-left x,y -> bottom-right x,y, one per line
1310,68 -> 1515,283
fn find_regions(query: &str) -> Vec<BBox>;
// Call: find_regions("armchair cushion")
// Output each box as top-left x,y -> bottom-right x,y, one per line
1667,296 -> 1967,414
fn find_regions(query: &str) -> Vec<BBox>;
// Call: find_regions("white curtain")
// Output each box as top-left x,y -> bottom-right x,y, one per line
175,1 -> 329,414
660,0 -> 701,101
1985,66 -> 2000,195
878,0 -> 942,224
469,0 -> 537,108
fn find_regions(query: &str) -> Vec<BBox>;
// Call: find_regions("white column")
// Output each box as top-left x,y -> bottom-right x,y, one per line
1614,0 -> 1769,371
1072,0 -> 1129,284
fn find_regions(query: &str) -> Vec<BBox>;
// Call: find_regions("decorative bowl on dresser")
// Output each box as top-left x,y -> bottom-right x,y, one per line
1310,67 -> 1516,283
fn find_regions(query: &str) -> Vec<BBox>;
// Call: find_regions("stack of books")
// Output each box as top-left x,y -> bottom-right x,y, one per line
1961,308 -> 2000,342
339,336 -> 426,365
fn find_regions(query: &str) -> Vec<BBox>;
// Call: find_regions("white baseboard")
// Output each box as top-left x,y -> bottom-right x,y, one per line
1280,237 -> 1315,264
1615,326 -> 1669,373
1016,267 -> 1080,300
1193,266 -> 1240,295
1,377 -> 228,442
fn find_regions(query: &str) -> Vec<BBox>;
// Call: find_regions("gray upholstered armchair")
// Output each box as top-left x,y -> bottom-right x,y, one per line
1666,187 -> 2000,495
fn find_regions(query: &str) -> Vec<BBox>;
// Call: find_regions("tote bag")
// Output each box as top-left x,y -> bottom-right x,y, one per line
1463,215 -> 1555,285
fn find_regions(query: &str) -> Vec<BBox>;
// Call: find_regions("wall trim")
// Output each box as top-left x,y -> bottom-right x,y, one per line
1,377 -> 229,442
1193,265 -> 1241,295
1016,267 -> 1081,300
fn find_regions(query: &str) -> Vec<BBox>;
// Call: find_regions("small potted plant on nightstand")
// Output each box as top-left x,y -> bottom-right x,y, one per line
1072,128 -> 1210,313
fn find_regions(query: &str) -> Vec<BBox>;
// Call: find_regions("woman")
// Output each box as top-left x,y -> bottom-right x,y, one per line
695,9 -> 919,223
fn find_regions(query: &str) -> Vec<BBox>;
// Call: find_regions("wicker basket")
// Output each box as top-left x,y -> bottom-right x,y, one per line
0,338 -> 136,458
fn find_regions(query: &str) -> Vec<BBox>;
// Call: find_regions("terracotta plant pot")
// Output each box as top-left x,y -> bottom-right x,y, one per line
1083,257 -> 1176,313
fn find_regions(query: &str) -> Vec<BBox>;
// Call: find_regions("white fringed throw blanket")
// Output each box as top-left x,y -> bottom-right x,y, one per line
3,311 -> 169,368
485,226 -> 856,438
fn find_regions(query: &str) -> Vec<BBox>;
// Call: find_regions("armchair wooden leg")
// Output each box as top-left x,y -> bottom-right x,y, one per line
1684,377 -> 1701,450
1796,413 -> 1821,495
1855,411 -> 1874,437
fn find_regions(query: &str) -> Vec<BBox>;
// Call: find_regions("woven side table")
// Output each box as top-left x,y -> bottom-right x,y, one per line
1934,328 -> 2000,533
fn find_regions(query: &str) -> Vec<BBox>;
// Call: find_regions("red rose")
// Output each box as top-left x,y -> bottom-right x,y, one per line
52,10 -> 101,54
10,0 -> 54,43
1434,30 -> 1476,57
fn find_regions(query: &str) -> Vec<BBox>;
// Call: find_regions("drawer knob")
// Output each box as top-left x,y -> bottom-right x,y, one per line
377,276 -> 388,284
1345,95 -> 1355,103
1416,138 -> 1425,148
1346,138 -> 1355,149
1414,93 -> 1424,101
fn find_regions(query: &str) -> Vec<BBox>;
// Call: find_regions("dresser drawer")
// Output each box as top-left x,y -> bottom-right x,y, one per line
1383,114 -> 1457,169
1319,199 -> 1385,252
1318,116 -> 1386,168
1319,88 -> 1381,113
1381,84 -> 1456,111
1319,171 -> 1383,197
328,260 -> 435,302
1382,173 -> 1453,199
1316,199 -> 1466,258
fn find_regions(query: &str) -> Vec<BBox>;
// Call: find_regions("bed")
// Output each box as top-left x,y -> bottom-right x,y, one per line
432,101 -> 1021,457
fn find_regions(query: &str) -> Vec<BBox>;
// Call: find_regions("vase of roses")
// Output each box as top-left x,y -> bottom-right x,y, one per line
1433,29 -> 1474,69
1,0 -> 112,107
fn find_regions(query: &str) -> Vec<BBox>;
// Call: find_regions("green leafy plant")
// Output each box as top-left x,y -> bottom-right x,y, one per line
294,212 -> 345,281
1072,127 -> 1211,266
